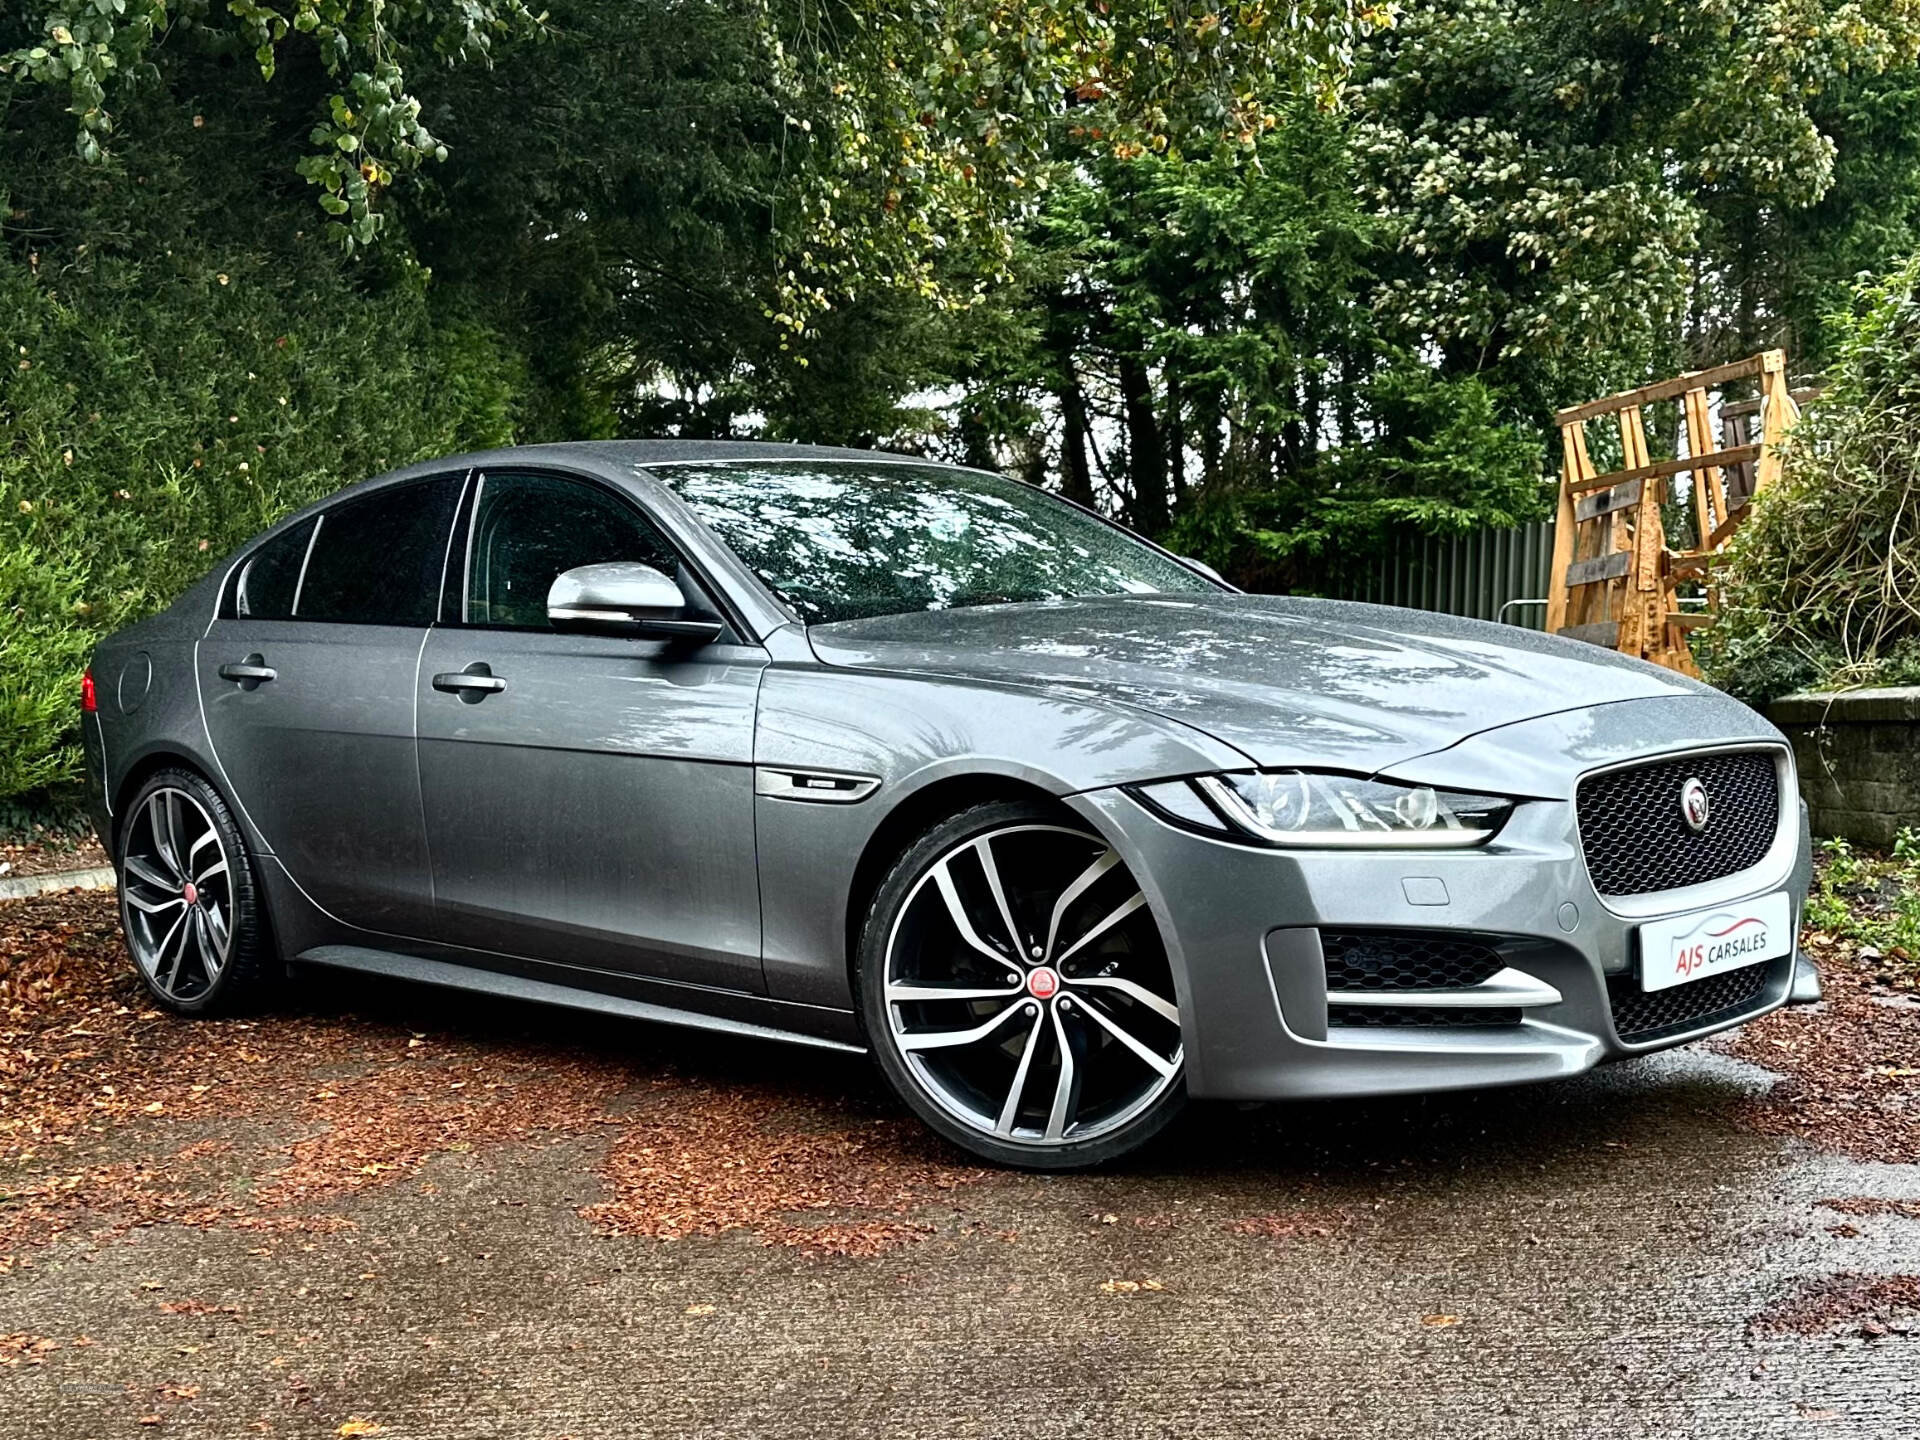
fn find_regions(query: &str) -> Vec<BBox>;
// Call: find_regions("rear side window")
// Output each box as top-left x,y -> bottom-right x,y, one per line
232,518 -> 315,619
297,477 -> 464,625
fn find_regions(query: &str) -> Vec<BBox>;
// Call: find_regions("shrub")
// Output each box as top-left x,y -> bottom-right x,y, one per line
0,226 -> 522,799
1703,258 -> 1920,702
1164,364 -> 1550,593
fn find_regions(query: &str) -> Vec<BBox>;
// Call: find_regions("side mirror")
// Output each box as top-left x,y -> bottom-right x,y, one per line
547,562 -> 723,643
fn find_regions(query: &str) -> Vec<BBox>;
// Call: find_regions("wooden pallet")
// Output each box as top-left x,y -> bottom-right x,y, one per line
1544,350 -> 1800,676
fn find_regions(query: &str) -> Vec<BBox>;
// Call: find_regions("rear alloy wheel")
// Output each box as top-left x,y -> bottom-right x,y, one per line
860,801 -> 1185,1169
119,768 -> 271,1015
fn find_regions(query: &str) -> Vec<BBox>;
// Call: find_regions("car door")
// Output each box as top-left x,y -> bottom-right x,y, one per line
197,474 -> 466,935
415,468 -> 767,992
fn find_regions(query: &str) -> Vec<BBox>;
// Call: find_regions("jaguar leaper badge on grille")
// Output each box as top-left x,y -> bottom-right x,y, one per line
1679,776 -> 1711,833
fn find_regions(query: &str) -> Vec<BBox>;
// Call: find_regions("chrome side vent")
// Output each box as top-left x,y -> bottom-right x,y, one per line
754,767 -> 881,804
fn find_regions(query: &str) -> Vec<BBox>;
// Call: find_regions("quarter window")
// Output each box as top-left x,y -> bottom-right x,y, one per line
296,477 -> 464,626
232,518 -> 315,620
464,472 -> 680,628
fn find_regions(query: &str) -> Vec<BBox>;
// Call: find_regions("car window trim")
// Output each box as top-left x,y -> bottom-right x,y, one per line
437,469 -> 475,626
288,512 -> 323,618
443,465 -> 748,643
458,471 -> 486,626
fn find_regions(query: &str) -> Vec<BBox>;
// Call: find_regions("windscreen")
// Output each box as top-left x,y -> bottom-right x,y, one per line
649,460 -> 1219,625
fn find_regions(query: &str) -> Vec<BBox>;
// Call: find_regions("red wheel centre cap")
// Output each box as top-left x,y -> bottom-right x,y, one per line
182,882 -> 199,906
1026,966 -> 1059,1000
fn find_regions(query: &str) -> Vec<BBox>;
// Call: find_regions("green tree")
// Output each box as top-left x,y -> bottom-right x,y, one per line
1704,257 -> 1920,700
1357,0 -> 1920,415
2,0 -> 544,252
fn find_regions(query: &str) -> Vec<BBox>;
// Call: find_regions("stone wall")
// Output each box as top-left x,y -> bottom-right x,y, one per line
1768,688 -> 1920,849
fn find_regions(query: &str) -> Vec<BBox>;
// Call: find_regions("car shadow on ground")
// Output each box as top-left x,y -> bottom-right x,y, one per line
278,961 -> 1771,1195
2,881 -> 1799,1272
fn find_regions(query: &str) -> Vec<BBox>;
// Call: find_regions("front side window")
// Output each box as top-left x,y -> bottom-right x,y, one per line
296,477 -> 464,625
232,517 -> 315,619
464,471 -> 680,628
650,461 -> 1220,625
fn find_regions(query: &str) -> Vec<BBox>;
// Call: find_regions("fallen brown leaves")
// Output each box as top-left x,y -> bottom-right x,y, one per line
0,885 -> 129,1022
1098,1277 -> 1164,1294
156,1298 -> 242,1317
248,1046 -> 625,1212
1,889 -> 992,1270
0,832 -> 106,882
0,1332 -> 58,1366
1750,1272 -> 1920,1338
583,1085 -> 987,1257
0,892 -> 625,1261
1817,1196 -> 1920,1221
1225,1212 -> 1348,1241
1722,932 -> 1920,1164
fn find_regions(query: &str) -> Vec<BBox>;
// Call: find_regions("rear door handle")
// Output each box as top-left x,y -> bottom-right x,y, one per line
218,656 -> 276,685
432,664 -> 507,701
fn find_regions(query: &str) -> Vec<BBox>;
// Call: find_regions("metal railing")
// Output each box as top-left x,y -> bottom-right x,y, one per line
1335,521 -> 1557,630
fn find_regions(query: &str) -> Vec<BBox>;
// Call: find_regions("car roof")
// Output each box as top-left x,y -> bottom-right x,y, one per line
248,442 -> 975,642
381,439 -> 944,482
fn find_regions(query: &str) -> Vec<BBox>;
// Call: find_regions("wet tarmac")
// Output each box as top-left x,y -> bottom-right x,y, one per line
3,972 -> 1917,1439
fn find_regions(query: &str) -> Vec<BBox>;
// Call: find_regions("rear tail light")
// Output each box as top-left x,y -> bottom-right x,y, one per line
81,668 -> 98,713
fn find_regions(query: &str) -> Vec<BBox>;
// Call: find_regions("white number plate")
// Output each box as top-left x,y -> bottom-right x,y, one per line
1637,891 -> 1793,993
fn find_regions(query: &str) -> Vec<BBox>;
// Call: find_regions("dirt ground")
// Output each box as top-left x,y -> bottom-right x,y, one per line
2,887 -> 1917,1439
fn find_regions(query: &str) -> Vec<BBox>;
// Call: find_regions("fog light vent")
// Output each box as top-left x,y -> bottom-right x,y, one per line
1320,930 -> 1505,992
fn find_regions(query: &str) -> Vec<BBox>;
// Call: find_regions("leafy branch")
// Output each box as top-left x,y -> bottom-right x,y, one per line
3,0 -> 545,253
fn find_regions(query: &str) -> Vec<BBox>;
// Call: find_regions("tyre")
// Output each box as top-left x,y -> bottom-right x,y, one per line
858,800 -> 1186,1169
117,767 -> 273,1016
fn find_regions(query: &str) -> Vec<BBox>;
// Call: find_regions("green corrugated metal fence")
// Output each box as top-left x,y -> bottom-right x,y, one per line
1337,521 -> 1557,630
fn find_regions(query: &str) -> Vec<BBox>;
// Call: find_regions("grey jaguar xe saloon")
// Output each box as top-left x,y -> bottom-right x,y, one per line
81,442 -> 1819,1167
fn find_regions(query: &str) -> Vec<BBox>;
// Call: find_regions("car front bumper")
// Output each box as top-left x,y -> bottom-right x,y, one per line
1069,781 -> 1814,1102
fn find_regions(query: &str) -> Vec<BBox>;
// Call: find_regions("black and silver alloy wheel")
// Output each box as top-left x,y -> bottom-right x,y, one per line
118,768 -> 270,1015
861,801 -> 1185,1169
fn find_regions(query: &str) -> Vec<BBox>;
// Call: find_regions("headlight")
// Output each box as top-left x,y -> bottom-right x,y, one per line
1129,770 -> 1512,848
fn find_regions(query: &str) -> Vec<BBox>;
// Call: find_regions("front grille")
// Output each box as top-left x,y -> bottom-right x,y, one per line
1329,1004 -> 1523,1029
1576,750 -> 1780,898
1321,930 -> 1506,992
1607,962 -> 1772,1042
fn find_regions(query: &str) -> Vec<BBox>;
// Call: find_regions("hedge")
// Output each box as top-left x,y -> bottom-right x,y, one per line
1,231 -> 521,798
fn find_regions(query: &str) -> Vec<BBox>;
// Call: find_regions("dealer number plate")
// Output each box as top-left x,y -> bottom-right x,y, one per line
1637,891 -> 1793,993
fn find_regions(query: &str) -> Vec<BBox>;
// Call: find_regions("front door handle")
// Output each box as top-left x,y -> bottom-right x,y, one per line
218,655 -> 276,687
432,663 -> 507,702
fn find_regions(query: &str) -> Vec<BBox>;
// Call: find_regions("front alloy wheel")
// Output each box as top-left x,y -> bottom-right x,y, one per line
861,801 -> 1185,1169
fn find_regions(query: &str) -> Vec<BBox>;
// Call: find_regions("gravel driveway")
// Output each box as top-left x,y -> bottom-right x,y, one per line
2,888 -> 1917,1438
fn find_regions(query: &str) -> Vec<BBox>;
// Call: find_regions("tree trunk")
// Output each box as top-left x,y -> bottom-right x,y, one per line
1200,385 -> 1223,490
958,406 -> 995,473
1301,363 -> 1323,474
1336,353 -> 1358,448
1281,357 -> 1307,473
1165,367 -> 1186,509
1018,426 -> 1049,491
1057,369 -> 1097,508
1118,349 -> 1167,534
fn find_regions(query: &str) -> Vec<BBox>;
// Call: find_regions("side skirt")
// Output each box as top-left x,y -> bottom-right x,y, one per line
294,944 -> 867,1055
